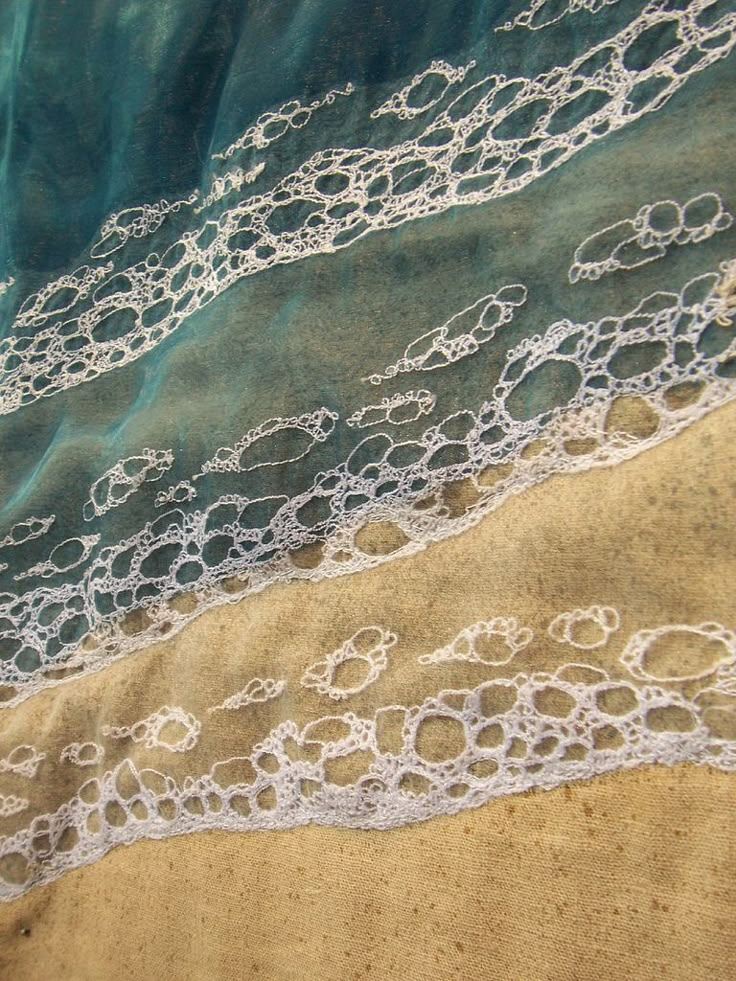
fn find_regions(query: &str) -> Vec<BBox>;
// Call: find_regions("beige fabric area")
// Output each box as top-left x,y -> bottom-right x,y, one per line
1,763 -> 734,981
1,400 -> 735,827
0,401 -> 735,977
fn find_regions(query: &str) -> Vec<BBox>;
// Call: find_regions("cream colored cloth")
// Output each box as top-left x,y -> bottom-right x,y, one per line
0,403 -> 734,979
1,765 -> 733,981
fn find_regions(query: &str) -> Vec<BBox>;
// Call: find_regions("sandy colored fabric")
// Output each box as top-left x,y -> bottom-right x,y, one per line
1,4 -> 734,976
4,403 -> 736,810
1,400 -> 734,832
1,763 -> 734,981
1,396 -> 734,974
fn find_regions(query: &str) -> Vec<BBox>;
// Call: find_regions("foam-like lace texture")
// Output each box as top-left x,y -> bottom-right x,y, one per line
209,678 -> 286,713
0,1 -> 733,414
419,617 -> 534,666
101,706 -> 201,754
0,516 -> 56,550
83,449 -> 174,520
364,285 -> 527,383
0,0 -> 734,903
1,608 -> 735,901
569,192 -> 733,284
0,746 -> 45,779
497,0 -> 623,34
0,257 -> 733,706
1,0 -> 734,706
300,627 -> 397,700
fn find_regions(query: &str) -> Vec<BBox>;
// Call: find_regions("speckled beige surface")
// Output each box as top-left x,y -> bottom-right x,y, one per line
1,402 -> 734,980
1,764 -> 734,981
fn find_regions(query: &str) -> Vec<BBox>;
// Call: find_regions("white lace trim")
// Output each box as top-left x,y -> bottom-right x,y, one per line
0,256 -> 733,706
101,706 -> 201,754
569,192 -> 733,284
1,642 -> 733,901
1,1 -> 732,414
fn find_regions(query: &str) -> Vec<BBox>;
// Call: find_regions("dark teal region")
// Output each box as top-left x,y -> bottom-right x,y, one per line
0,1 -> 734,674
0,34 -> 734,566
0,0 -> 656,286
0,0 -> 501,278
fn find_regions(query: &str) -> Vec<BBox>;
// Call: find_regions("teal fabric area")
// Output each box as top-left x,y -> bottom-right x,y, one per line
0,0 -> 734,688
0,0 -> 492,276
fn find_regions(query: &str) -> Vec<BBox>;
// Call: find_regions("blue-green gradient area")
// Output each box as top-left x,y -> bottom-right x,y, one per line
0,0 -> 734,678
0,0 -> 503,278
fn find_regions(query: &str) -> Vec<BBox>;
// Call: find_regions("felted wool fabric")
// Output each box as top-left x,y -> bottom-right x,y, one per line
0,2 -> 735,979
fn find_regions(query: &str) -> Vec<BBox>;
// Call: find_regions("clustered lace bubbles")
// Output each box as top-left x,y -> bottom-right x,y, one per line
0,1 -> 733,415
0,0 -> 734,903
1,605 -> 735,900
568,192 -> 733,284
1,258 -> 733,706
83,449 -> 174,521
300,627 -> 397,700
